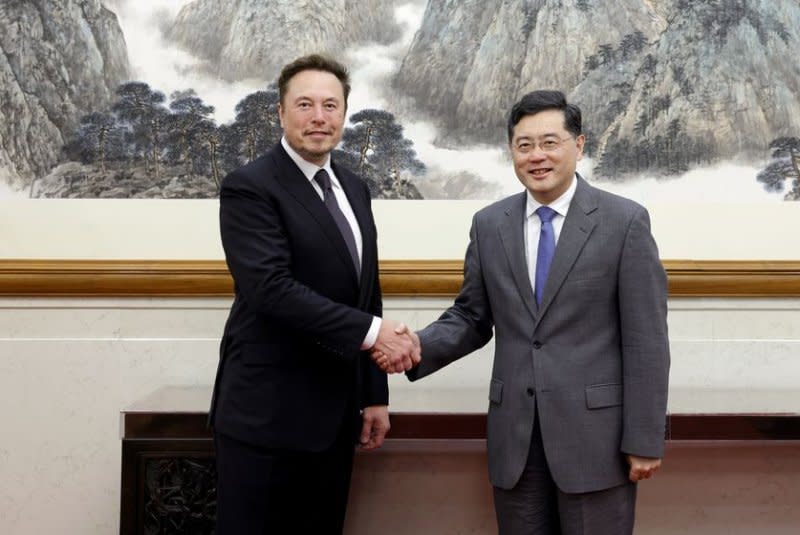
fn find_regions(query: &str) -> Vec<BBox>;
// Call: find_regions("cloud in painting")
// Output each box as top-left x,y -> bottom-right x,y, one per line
108,0 -> 265,124
584,160 -> 783,204
0,170 -> 18,198
103,0 -> 789,202
345,2 -> 513,199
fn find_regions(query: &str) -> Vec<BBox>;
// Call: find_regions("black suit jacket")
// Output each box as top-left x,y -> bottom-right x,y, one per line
209,143 -> 387,452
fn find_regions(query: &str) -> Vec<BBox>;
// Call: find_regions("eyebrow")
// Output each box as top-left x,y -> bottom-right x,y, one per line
514,133 -> 560,142
294,96 -> 340,104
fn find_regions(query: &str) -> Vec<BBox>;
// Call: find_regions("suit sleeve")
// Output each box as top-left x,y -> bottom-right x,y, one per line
359,183 -> 389,407
220,170 -> 373,357
408,213 -> 495,381
618,207 -> 671,458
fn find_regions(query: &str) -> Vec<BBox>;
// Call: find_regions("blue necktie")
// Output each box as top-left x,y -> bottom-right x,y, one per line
314,169 -> 361,277
535,206 -> 557,307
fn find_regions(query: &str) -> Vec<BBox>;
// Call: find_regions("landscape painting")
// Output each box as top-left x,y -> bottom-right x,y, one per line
1,0 -> 798,202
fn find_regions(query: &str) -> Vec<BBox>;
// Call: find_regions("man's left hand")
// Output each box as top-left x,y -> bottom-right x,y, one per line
626,454 -> 662,482
360,405 -> 390,450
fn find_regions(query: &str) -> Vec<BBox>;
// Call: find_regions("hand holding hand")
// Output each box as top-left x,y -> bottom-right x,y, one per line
370,320 -> 420,373
626,454 -> 662,482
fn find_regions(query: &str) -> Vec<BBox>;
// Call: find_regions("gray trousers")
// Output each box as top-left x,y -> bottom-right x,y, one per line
493,417 -> 637,535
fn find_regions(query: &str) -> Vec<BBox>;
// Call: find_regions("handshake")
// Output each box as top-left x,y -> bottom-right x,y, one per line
369,319 -> 421,374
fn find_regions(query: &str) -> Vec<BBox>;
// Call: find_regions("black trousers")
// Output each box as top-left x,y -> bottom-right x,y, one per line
214,426 -> 356,535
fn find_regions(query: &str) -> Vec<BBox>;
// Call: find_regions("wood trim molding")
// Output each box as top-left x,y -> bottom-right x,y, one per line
120,411 -> 800,441
0,259 -> 799,297
0,260 -> 232,297
662,260 -> 800,297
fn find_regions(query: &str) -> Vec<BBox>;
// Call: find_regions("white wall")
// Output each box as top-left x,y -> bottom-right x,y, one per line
0,296 -> 799,533
2,199 -> 799,260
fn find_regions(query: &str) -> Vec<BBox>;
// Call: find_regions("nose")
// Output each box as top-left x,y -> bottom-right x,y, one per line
310,104 -> 326,123
528,148 -> 547,162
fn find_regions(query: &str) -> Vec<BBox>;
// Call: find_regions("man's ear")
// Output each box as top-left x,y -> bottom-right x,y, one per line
576,134 -> 586,159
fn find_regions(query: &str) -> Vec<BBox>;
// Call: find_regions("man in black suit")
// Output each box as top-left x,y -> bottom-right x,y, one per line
210,54 -> 419,534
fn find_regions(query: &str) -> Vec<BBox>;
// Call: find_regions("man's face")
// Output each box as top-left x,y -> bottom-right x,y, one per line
510,109 -> 585,204
278,69 -> 346,166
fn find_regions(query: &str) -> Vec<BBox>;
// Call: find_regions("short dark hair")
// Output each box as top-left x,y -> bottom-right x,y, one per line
507,90 -> 582,142
278,54 -> 351,106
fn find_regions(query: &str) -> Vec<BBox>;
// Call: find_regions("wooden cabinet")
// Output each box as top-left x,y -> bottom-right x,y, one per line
120,387 -> 800,534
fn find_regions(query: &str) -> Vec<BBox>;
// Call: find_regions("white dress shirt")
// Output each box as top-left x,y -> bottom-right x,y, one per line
281,137 -> 364,263
524,174 -> 578,298
281,137 -> 380,349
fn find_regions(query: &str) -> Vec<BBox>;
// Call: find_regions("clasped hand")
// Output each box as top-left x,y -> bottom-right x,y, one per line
370,320 -> 421,373
626,454 -> 662,482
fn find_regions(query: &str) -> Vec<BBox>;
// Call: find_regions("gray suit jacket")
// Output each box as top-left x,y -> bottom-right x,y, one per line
408,177 -> 670,493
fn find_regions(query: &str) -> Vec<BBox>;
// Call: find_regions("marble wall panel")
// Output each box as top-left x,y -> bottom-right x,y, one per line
0,295 -> 798,534
0,338 -> 218,535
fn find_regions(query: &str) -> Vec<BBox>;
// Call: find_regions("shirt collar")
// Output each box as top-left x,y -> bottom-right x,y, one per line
526,173 -> 578,220
281,137 -> 336,184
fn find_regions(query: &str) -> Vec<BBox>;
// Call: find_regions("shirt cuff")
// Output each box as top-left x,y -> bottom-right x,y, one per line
360,316 -> 381,350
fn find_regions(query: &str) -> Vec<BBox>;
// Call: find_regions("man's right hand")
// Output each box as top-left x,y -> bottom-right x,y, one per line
370,319 -> 420,373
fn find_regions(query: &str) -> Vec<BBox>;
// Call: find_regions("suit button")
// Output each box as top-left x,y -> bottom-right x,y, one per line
526,388 -> 535,397
533,341 -> 542,349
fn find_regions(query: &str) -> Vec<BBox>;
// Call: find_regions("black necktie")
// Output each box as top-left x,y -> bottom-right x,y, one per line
313,169 -> 360,277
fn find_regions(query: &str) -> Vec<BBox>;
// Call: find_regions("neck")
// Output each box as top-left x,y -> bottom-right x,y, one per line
297,150 -> 329,167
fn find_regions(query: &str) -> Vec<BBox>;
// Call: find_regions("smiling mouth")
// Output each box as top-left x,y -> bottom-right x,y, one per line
530,169 -> 551,177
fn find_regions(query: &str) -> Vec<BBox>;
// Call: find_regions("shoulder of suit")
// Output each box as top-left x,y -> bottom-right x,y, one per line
578,178 -> 647,218
220,145 -> 282,190
331,158 -> 371,196
331,158 -> 366,184
474,192 -> 525,221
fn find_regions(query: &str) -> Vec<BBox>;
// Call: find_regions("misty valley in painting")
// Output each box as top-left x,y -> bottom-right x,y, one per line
0,0 -> 798,201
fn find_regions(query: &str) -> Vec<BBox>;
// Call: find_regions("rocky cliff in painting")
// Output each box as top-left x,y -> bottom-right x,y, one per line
395,0 -> 800,177
0,0 -> 129,192
166,0 -> 402,81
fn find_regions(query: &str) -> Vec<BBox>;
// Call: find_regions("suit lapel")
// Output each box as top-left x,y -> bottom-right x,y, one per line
535,177 -> 598,324
272,146 -> 360,285
334,161 -> 375,294
498,193 -> 537,322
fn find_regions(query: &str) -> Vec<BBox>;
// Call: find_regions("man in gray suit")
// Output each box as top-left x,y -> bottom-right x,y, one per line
376,90 -> 670,534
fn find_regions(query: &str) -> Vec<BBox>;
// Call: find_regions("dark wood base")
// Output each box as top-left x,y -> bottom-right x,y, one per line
120,388 -> 800,534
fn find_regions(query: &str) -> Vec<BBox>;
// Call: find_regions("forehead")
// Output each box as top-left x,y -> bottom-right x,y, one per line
284,69 -> 344,101
512,109 -> 567,139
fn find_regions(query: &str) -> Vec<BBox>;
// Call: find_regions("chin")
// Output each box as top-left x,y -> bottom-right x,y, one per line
314,145 -> 334,156
527,180 -> 553,193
